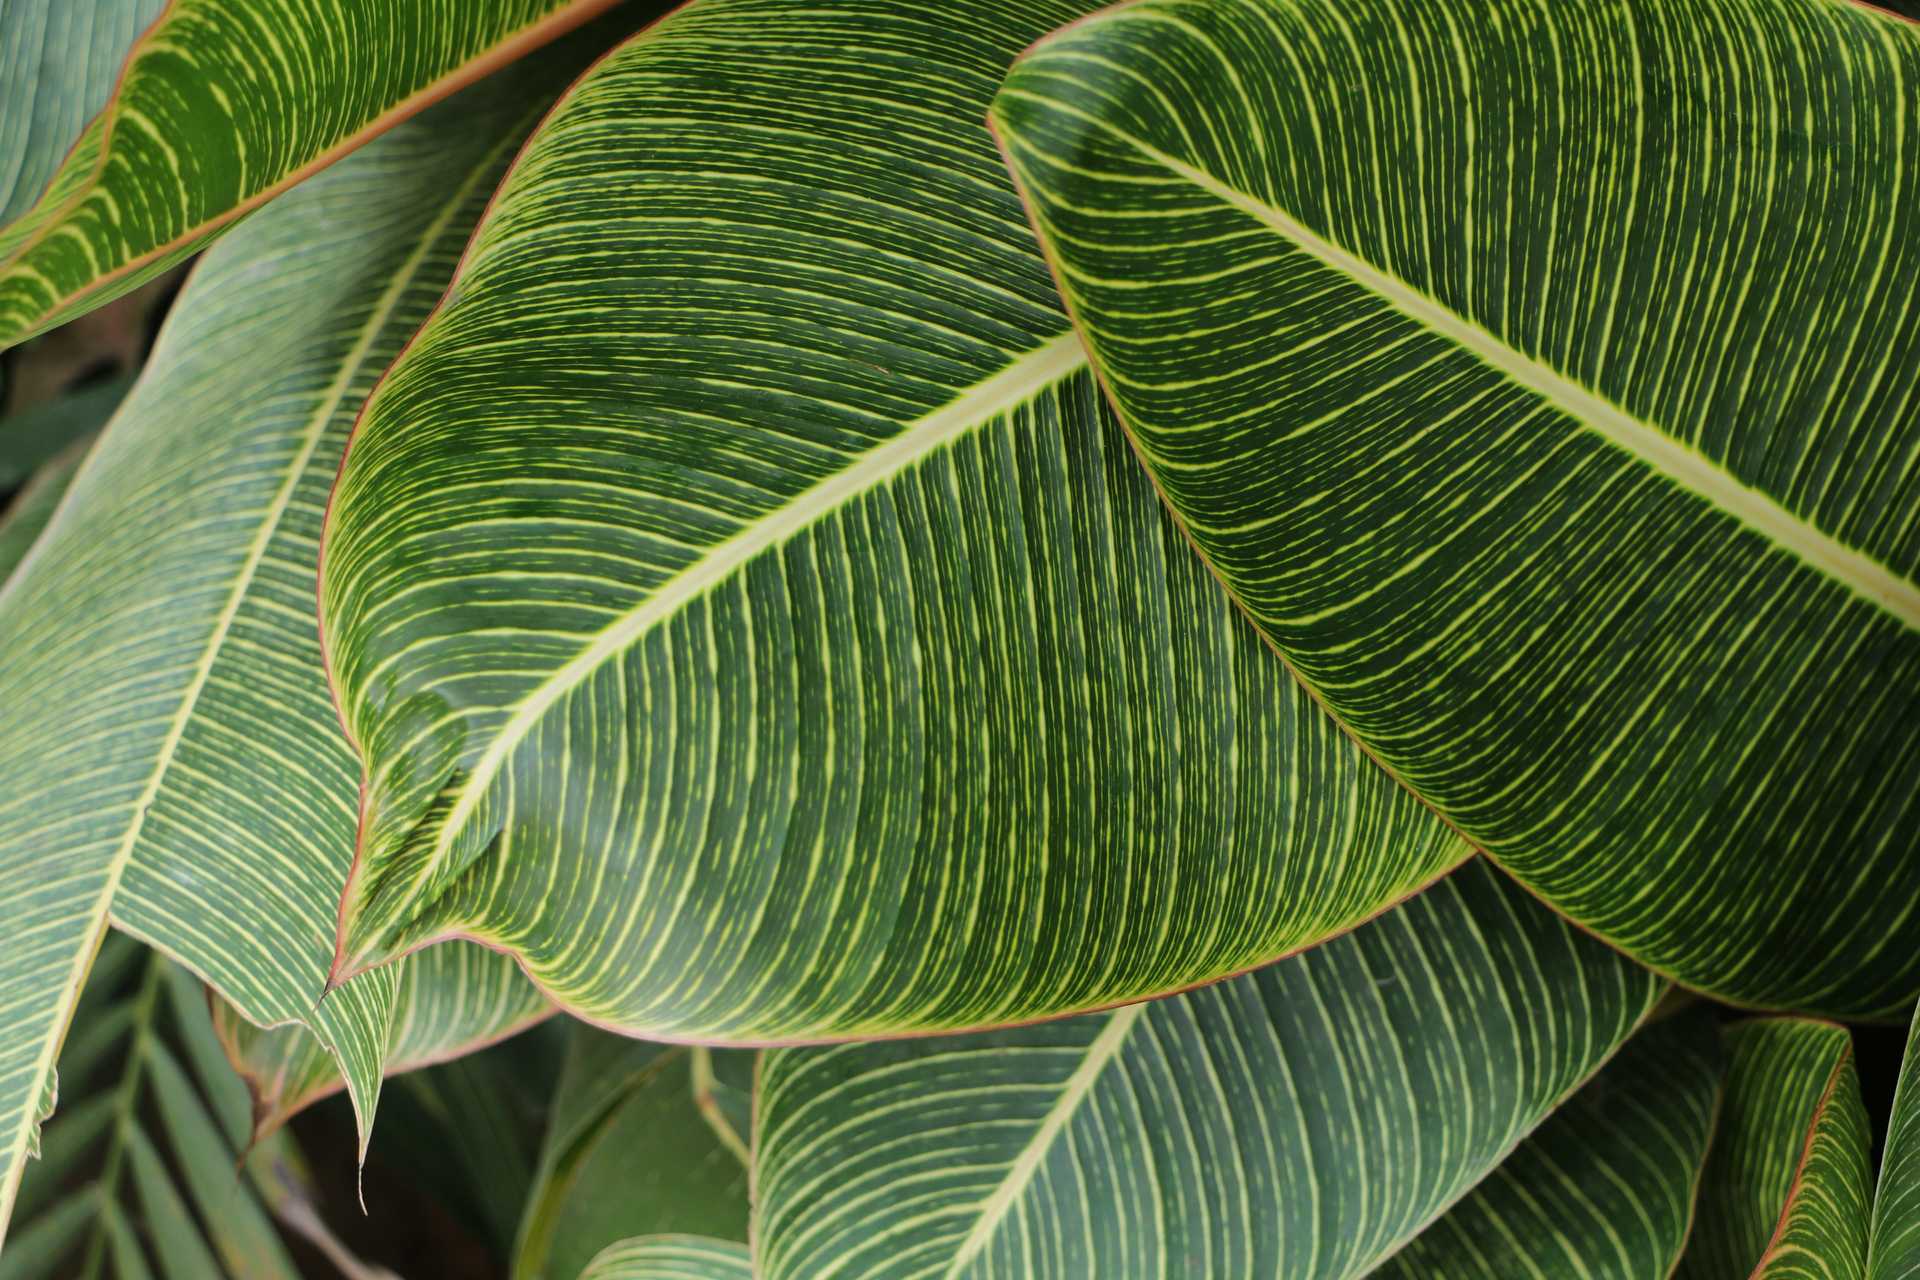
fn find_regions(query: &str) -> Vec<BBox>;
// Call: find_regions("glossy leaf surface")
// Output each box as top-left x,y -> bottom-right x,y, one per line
754,861 -> 1662,1279
0,0 -> 632,348
995,0 -> 1920,1016
318,0 -> 1466,1046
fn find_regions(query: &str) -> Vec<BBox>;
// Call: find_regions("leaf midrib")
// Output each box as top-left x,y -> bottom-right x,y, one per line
412,328 -> 1090,888
1011,96 -> 1920,631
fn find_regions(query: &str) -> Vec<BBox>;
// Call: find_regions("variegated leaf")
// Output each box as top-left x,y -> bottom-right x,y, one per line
0,0 -> 631,348
316,0 -> 1466,1048
993,0 -> 1920,1017
0,30 -> 620,1245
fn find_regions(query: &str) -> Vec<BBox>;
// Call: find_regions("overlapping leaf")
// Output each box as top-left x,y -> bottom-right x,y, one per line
994,0 -> 1920,1016
0,37 -> 610,1245
0,0 -> 630,348
753,860 -> 1665,1279
1680,1010 -> 1920,1279
316,0 -> 1468,1048
213,942 -> 550,1143
514,1029 -> 750,1280
1375,1007 -> 1723,1279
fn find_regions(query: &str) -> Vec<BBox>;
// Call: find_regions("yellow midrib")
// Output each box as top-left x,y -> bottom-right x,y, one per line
412,329 -> 1090,885
1043,108 -> 1920,629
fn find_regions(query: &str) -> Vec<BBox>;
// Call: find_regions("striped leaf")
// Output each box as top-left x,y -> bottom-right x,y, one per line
514,1028 -> 751,1280
577,1237 -> 752,1280
1680,1019 -> 1870,1279
3,935 -> 304,1280
993,0 -> 1920,1016
752,860 -> 1663,1280
212,942 -> 551,1142
1375,1006 -> 1724,1279
0,36 -> 612,1247
0,0 -> 631,349
0,1 -> 168,231
1872,1006 -> 1920,1279
316,0 -> 1466,1047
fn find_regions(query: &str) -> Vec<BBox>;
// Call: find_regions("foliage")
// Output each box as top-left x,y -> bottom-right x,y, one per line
0,0 -> 1915,1274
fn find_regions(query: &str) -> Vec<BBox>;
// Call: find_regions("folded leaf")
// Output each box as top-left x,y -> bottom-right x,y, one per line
213,941 -> 552,1142
317,0 -> 1467,1047
994,0 -> 1920,1016
514,1029 -> 751,1280
0,0 -> 636,348
577,1237 -> 751,1280
0,35 -> 614,1245
1376,1006 -> 1724,1278
754,860 -> 1663,1279
1680,1019 -> 1869,1279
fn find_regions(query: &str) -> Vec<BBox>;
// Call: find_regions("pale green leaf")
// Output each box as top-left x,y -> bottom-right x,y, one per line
1680,1019 -> 1869,1279
993,0 -> 1920,1017
0,0 -> 636,347
0,377 -> 128,492
0,441 -> 89,590
754,860 -> 1661,1280
514,1030 -> 751,1280
317,0 -> 1466,1048
577,1237 -> 751,1280
0,31 -> 620,1244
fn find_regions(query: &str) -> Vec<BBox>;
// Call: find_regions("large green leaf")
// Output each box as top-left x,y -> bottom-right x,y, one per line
0,0 -> 630,349
2,935 -> 331,1280
211,941 -> 550,1142
0,33 -> 615,1246
577,1238 -> 751,1280
1680,1019 -> 1870,1278
754,860 -> 1664,1279
993,0 -> 1920,1016
316,0 -> 1466,1047
0,2 -> 169,230
514,1028 -> 751,1280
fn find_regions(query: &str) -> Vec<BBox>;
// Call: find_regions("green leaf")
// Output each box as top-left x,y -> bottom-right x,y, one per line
212,941 -> 551,1142
317,0 -> 1466,1047
2,937 -> 320,1279
992,0 -> 1920,1017
1873,1007 -> 1920,1278
0,445 -> 85,593
0,0 -> 637,348
1376,1006 -> 1725,1278
514,1029 -> 751,1280
576,1237 -> 751,1280
754,860 -> 1662,1279
0,29 -> 621,1245
0,3 -> 168,229
1680,1019 -> 1870,1279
